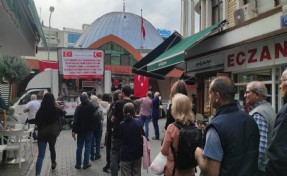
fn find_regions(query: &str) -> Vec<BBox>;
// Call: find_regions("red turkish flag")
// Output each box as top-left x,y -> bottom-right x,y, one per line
94,52 -> 102,58
141,16 -> 146,40
134,74 -> 149,97
63,51 -> 72,57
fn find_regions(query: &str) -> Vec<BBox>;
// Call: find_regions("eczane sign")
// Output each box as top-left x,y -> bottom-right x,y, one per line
225,34 -> 287,72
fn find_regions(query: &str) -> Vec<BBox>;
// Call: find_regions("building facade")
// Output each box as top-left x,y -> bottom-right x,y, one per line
183,0 -> 287,115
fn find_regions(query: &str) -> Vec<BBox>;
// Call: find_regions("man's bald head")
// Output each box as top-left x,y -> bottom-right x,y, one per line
31,94 -> 37,100
210,76 -> 236,102
247,81 -> 268,99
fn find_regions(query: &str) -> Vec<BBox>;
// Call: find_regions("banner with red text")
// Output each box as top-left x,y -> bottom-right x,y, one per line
58,48 -> 104,79
134,74 -> 149,97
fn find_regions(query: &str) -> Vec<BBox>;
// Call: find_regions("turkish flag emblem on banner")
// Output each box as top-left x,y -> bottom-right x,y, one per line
134,74 -> 149,97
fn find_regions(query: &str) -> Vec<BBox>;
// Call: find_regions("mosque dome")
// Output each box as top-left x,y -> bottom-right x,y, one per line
75,12 -> 163,50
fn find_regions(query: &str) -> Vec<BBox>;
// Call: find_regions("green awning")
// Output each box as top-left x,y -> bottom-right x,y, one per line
132,31 -> 182,79
147,20 -> 226,72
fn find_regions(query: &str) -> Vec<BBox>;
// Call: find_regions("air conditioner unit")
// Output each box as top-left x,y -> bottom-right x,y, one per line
234,2 -> 257,25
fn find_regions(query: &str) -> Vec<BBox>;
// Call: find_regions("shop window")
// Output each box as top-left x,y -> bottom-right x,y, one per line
203,76 -> 216,117
212,0 -> 223,24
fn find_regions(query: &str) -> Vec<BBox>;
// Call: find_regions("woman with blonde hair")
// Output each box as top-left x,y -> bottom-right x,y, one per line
161,93 -> 195,176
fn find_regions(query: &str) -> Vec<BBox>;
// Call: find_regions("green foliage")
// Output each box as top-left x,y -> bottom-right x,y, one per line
0,55 -> 31,85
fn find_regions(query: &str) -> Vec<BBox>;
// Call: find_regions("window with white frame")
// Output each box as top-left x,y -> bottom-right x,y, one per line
212,0 -> 223,24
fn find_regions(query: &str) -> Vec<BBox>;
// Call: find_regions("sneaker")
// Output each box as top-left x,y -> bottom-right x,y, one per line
51,162 -> 57,172
75,165 -> 81,169
83,163 -> 91,169
90,156 -> 95,161
103,163 -> 110,173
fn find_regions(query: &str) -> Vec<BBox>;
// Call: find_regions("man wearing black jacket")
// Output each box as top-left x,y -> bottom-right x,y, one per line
266,69 -> 287,176
72,93 -> 100,170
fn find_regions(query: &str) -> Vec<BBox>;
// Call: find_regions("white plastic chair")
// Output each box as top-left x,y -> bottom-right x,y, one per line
0,129 -> 25,168
15,123 -> 34,158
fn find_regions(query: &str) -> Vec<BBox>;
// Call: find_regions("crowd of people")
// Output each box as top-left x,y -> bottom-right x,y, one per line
1,70 -> 287,176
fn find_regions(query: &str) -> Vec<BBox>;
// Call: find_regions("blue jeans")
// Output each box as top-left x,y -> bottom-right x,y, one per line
90,124 -> 103,158
76,132 -> 93,167
140,115 -> 151,139
36,138 -> 57,175
95,124 -> 103,157
152,112 -> 160,139
110,138 -> 121,176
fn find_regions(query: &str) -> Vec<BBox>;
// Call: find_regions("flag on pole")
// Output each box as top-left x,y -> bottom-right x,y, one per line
134,74 -> 149,97
141,11 -> 146,40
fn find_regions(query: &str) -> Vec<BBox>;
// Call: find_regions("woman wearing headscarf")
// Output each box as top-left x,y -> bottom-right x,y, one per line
35,93 -> 65,175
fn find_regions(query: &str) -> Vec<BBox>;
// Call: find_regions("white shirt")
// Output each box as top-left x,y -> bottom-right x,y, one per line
25,100 -> 40,120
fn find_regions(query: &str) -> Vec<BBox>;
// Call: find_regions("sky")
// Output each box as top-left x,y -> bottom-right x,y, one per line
34,0 -> 183,32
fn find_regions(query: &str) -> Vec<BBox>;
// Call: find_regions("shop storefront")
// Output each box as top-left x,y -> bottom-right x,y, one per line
186,32 -> 287,116
225,32 -> 287,112
186,52 -> 226,117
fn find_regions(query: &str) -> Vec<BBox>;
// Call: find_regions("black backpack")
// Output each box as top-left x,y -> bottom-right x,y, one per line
171,122 -> 202,171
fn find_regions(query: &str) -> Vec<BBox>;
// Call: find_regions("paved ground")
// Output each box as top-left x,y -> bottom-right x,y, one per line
0,118 -> 200,175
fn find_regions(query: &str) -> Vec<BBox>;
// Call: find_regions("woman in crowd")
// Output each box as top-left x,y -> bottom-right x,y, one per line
161,93 -> 195,176
35,93 -> 65,175
164,80 -> 188,130
119,102 -> 144,176
103,90 -> 121,172
100,93 -> 111,146
90,95 -> 104,160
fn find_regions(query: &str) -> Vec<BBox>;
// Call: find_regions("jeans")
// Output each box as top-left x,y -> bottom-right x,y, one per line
120,158 -> 142,176
152,112 -> 160,139
90,124 -> 102,158
76,132 -> 93,167
36,138 -> 57,175
110,137 -> 121,176
95,124 -> 103,157
140,115 -> 151,139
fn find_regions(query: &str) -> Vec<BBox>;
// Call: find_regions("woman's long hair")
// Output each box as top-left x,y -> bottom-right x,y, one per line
37,93 -> 57,124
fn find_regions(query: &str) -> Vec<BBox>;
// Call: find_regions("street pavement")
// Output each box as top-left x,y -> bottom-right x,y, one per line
0,118 -> 200,176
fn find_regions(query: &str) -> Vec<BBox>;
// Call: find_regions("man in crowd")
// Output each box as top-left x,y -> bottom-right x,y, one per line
135,91 -> 152,140
72,93 -> 100,170
245,81 -> 276,175
110,85 -> 134,176
266,70 -> 287,175
195,76 -> 260,176
151,92 -> 160,140
23,94 -> 40,140
23,94 -> 40,123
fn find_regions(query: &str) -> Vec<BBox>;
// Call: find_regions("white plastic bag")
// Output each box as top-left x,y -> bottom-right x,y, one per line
150,152 -> 167,175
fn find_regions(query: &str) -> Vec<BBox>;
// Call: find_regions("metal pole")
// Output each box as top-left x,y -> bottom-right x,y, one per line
48,6 -> 54,61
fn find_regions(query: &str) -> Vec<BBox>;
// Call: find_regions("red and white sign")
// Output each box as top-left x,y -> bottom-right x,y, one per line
59,49 -> 104,79
225,34 -> 287,72
82,81 -> 96,87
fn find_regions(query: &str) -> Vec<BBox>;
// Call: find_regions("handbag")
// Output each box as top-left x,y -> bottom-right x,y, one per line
38,118 -> 62,139
150,152 -> 167,175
